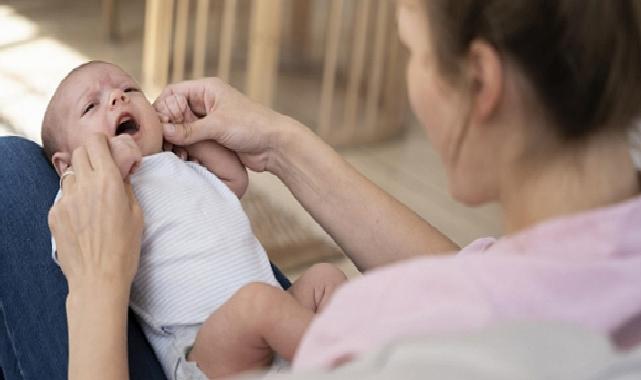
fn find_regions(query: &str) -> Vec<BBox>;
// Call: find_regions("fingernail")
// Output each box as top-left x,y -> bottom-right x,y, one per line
164,123 -> 175,136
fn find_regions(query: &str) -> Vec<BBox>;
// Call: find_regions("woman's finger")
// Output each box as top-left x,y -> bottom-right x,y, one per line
163,117 -> 220,146
71,146 -> 92,178
60,168 -> 77,194
84,133 -> 119,175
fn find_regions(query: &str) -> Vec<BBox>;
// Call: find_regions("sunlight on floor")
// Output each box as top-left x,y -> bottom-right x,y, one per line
0,5 -> 87,143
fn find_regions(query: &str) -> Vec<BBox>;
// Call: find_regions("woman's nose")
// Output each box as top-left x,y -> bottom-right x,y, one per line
109,89 -> 129,107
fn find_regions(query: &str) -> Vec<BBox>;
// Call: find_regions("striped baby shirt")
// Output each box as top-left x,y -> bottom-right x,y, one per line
52,151 -> 278,330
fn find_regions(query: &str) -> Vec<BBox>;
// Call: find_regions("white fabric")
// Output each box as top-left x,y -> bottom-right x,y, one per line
241,322 -> 641,380
52,152 -> 279,378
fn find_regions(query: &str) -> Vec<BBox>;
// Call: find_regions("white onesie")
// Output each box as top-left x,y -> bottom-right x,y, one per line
52,152 -> 279,379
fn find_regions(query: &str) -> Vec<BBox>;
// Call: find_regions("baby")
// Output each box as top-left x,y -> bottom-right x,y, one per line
43,61 -> 347,379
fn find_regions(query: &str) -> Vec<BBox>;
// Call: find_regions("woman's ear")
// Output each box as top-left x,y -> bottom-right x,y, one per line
467,40 -> 503,125
51,152 -> 71,176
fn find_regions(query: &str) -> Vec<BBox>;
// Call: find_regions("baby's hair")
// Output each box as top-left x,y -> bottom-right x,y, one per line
41,60 -> 111,161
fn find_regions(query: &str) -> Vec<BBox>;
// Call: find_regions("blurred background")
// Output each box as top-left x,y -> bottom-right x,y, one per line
0,0 -> 501,278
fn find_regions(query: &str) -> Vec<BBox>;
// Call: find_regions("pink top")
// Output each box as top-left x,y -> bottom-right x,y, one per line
292,195 -> 641,370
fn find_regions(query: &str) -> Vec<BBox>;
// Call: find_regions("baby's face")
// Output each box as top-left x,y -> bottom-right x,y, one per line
56,63 -> 162,156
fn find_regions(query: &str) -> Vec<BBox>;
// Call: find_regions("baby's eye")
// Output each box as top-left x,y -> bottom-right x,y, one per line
124,87 -> 139,93
82,103 -> 94,116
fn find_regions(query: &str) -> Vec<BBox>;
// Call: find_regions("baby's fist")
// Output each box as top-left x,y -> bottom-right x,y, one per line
109,134 -> 142,178
154,93 -> 198,125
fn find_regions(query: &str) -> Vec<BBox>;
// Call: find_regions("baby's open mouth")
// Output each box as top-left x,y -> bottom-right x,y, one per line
115,113 -> 140,136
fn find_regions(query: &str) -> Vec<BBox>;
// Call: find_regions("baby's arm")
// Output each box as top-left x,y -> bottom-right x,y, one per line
181,140 -> 248,198
155,93 -> 248,198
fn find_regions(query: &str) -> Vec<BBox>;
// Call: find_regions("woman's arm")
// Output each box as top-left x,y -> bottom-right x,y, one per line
66,285 -> 130,380
270,118 -> 459,271
156,78 -> 458,272
48,134 -> 143,380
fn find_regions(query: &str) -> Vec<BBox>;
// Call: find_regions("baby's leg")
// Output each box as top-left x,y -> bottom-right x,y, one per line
188,283 -> 313,378
288,263 -> 348,313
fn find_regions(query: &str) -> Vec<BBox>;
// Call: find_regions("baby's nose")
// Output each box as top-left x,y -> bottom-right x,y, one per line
110,90 -> 129,106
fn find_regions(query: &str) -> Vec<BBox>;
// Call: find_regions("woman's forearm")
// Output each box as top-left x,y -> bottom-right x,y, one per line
66,284 -> 130,380
270,118 -> 459,272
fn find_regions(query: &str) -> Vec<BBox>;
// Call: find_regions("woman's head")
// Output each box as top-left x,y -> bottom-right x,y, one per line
398,0 -> 641,206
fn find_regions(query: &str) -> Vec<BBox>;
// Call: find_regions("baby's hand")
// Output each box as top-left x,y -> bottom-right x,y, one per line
154,93 -> 198,126
109,134 -> 142,179
154,93 -> 199,155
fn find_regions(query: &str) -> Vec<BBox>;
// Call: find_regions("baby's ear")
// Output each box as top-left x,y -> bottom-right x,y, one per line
51,152 -> 72,176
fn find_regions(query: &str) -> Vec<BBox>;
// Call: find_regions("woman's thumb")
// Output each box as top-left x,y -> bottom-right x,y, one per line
163,118 -> 213,145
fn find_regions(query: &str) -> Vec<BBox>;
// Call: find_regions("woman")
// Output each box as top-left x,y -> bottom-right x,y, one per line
5,0 -> 641,378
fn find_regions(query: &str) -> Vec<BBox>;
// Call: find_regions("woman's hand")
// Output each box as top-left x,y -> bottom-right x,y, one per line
48,133 -> 142,380
155,91 -> 249,197
153,77 -> 303,173
48,133 -> 143,294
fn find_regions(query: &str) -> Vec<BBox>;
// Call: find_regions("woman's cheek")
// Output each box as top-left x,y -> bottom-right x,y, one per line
407,70 -> 437,138
406,58 -> 428,124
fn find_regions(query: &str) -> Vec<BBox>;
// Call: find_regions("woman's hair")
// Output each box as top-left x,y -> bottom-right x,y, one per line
424,0 -> 641,140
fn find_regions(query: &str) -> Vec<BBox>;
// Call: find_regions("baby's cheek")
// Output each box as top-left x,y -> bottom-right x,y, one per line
141,113 -> 164,155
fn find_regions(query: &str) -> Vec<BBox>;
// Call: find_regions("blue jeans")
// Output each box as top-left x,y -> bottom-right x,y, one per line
0,136 -> 291,380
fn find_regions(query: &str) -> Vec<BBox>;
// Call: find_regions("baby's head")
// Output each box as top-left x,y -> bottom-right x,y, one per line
42,61 -> 162,175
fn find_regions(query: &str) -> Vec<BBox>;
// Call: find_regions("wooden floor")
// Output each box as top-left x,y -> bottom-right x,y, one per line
0,0 -> 503,278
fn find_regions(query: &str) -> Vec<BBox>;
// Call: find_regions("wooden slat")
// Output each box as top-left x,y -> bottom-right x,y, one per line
290,0 -> 311,62
172,0 -> 189,82
142,0 -> 159,91
342,0 -> 370,138
157,0 -> 174,88
218,0 -> 237,82
318,0 -> 344,138
364,0 -> 389,136
102,0 -> 119,41
192,0 -> 210,79
246,0 -> 283,106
